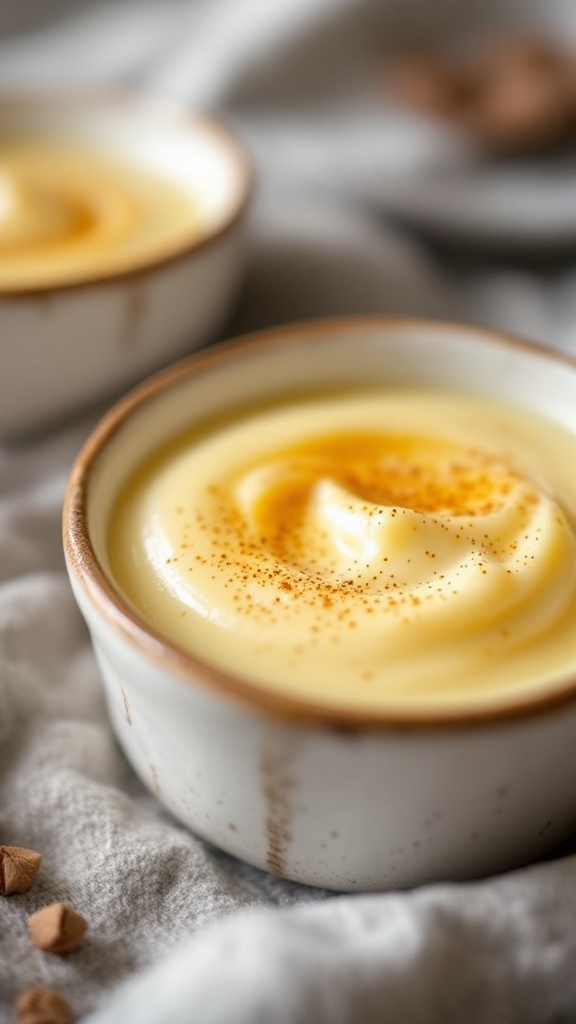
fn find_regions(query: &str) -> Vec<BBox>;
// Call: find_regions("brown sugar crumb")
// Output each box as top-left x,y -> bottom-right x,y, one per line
0,845 -> 42,896
469,38 -> 576,157
385,51 -> 472,118
28,902 -> 87,955
14,986 -> 71,1024
385,34 -> 576,157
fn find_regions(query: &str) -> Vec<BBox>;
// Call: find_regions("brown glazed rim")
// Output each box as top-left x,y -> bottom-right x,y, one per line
0,90 -> 253,297
63,315 -> 576,730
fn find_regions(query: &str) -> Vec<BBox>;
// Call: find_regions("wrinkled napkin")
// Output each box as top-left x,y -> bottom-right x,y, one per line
3,1 -> 576,1021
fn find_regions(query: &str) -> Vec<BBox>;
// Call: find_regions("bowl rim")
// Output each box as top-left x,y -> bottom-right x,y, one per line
63,315 -> 576,730
0,89 -> 253,297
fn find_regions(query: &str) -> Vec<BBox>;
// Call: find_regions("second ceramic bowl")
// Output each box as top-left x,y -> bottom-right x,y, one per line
0,91 -> 251,438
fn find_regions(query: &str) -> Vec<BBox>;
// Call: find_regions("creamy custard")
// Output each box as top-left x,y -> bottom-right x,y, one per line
0,141 -> 205,289
108,390 -> 576,713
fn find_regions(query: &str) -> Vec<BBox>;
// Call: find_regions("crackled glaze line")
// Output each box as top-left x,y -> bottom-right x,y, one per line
122,278 -> 149,347
260,736 -> 297,877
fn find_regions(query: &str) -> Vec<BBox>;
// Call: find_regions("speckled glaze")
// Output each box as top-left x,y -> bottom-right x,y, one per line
63,318 -> 576,891
0,92 -> 251,439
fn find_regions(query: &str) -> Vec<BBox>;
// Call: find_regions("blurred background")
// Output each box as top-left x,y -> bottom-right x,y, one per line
3,6 -> 576,1020
3,0 -> 576,350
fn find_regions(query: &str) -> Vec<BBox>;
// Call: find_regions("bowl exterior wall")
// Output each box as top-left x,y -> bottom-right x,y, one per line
70,576 -> 576,892
0,226 -> 245,438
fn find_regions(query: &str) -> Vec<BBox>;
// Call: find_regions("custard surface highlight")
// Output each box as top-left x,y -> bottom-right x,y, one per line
108,391 -> 576,713
0,141 -> 205,288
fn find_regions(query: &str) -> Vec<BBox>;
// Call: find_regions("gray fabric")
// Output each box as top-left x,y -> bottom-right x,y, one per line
2,1 -> 576,1021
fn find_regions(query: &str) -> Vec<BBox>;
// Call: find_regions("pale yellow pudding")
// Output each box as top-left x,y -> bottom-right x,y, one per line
0,141 -> 205,289
107,389 -> 576,713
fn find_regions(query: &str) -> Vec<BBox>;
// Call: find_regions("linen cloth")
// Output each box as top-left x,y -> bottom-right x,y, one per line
3,1 -> 576,1021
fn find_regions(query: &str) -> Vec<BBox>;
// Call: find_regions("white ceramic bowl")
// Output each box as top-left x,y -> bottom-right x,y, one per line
0,92 -> 251,439
63,318 -> 576,891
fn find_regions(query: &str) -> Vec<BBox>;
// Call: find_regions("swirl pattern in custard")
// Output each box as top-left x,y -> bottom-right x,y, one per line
0,142 -> 205,289
108,391 -> 576,713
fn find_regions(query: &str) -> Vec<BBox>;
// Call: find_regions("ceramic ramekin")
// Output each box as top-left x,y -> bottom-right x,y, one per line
63,318 -> 576,891
0,91 -> 251,439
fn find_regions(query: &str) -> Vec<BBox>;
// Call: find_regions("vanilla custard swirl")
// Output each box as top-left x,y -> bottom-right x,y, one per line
0,142 -> 204,289
109,392 -> 576,712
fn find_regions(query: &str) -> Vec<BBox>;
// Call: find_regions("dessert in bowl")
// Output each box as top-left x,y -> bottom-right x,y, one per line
63,317 -> 576,891
0,91 -> 251,438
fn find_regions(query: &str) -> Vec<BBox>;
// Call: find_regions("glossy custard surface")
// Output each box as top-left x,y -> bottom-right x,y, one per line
0,141 -> 205,288
107,391 -> 576,713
